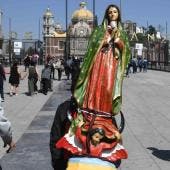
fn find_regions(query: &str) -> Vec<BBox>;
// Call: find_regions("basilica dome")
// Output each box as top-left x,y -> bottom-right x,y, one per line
72,2 -> 93,22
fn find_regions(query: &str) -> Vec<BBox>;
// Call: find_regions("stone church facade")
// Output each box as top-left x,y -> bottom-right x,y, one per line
42,2 -> 95,61
68,2 -> 94,59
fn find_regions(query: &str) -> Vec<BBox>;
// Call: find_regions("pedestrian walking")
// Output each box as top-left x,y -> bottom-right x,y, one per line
138,57 -> 143,72
126,62 -> 131,78
64,56 -> 72,80
23,61 -> 40,96
23,54 -> 31,72
143,58 -> 148,72
55,59 -> 64,81
132,56 -> 137,73
9,61 -> 21,96
0,63 -> 6,102
70,56 -> 80,93
48,57 -> 56,80
40,64 -> 51,95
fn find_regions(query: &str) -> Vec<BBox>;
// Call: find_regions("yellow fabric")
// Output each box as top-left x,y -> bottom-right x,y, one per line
67,162 -> 117,170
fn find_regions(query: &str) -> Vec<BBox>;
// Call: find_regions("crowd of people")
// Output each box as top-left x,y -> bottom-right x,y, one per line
126,56 -> 148,77
0,53 -> 82,102
45,54 -> 81,93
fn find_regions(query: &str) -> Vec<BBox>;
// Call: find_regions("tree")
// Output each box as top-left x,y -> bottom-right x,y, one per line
147,25 -> 157,35
136,33 -> 147,44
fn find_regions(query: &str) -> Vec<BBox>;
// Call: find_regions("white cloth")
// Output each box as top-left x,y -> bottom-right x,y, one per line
0,99 -> 12,146
54,60 -> 62,69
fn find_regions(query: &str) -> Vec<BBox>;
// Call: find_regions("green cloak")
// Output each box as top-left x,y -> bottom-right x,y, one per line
74,20 -> 130,115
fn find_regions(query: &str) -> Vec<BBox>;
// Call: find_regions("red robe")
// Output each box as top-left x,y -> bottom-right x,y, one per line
56,127 -> 128,162
82,37 -> 119,113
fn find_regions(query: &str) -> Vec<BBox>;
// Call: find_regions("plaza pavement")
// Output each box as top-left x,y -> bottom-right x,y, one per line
0,67 -> 170,170
0,65 -> 71,158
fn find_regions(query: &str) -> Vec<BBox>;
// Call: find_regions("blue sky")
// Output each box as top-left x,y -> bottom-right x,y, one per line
0,0 -> 170,39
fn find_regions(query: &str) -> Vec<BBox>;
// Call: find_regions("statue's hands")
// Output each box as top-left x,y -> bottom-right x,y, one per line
114,131 -> 121,141
103,32 -> 111,45
78,119 -> 84,127
111,131 -> 121,142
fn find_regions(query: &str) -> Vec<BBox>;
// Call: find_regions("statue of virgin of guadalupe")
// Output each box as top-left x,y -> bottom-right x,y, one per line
56,4 -> 130,167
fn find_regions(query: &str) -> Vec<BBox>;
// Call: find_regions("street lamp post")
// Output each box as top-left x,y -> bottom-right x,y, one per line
120,0 -> 122,16
9,17 -> 12,66
158,40 -> 161,66
93,0 -> 96,28
66,0 -> 68,32
0,10 -> 3,58
65,0 -> 68,60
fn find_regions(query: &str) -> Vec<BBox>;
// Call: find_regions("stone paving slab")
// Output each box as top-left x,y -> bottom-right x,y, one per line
120,70 -> 170,170
0,65 -> 64,158
1,132 -> 52,170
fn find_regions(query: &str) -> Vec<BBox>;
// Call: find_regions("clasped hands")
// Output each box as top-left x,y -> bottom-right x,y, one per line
103,28 -> 118,46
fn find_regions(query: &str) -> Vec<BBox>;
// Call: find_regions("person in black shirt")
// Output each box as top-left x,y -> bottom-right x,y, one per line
50,99 -> 77,170
0,63 -> 6,101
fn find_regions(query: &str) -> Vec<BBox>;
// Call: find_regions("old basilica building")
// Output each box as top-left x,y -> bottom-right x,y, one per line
43,2 -> 95,61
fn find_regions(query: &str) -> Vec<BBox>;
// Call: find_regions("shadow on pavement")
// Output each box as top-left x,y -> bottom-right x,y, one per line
147,147 -> 170,161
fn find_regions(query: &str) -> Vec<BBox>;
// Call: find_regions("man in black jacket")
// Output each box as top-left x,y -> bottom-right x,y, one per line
50,97 -> 78,170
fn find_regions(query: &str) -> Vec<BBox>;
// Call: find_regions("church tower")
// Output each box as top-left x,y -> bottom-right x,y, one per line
42,7 -> 66,60
43,8 -> 55,37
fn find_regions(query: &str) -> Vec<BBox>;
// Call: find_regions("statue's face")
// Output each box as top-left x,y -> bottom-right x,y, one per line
108,7 -> 119,21
91,132 -> 104,146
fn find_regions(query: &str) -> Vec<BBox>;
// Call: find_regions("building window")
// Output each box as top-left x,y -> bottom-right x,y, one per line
55,47 -> 58,53
47,18 -> 49,24
59,41 -> 64,50
47,27 -> 49,35
54,39 -> 58,46
51,47 -> 54,55
47,48 -> 50,54
71,39 -> 75,49
47,38 -> 50,46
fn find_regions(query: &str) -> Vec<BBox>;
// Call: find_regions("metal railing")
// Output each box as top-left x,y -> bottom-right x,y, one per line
148,61 -> 170,72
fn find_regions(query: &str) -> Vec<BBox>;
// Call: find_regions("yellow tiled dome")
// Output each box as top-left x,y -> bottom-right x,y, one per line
72,2 -> 93,20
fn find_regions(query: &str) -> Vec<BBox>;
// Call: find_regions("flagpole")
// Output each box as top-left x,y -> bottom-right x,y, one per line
65,0 -> 68,59
120,0 -> 122,18
93,0 -> 95,28
66,0 -> 68,32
